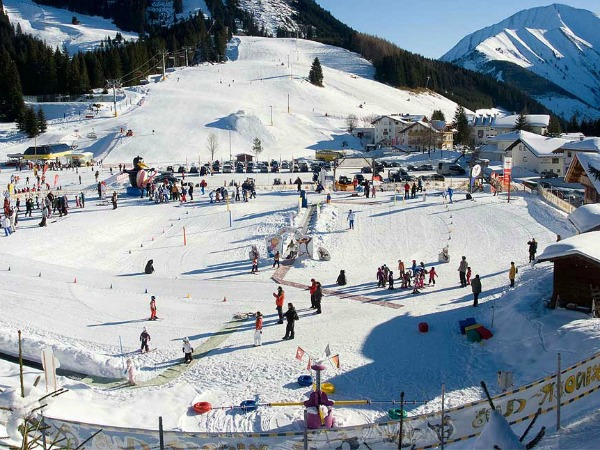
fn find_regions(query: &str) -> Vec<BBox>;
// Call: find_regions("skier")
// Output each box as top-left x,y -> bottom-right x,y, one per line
388,271 -> 395,290
314,282 -> 323,314
458,256 -> 468,287
272,250 -> 280,268
336,270 -> 347,286
309,278 -> 318,309
140,327 -> 151,353
254,312 -> 263,346
125,359 -> 136,385
376,267 -> 385,287
471,274 -> 482,307
509,262 -> 517,288
149,296 -> 157,321
273,286 -> 285,324
428,266 -> 438,285
145,259 -> 155,274
251,255 -> 258,274
111,191 -> 118,209
527,238 -> 538,262
282,303 -> 299,340
182,337 -> 193,363
466,266 -> 472,285
347,209 -> 355,229
447,186 -> 454,203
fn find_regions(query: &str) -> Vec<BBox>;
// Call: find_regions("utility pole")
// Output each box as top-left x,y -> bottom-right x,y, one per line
106,79 -> 119,118
229,127 -> 232,162
161,51 -> 166,81
270,105 -> 273,126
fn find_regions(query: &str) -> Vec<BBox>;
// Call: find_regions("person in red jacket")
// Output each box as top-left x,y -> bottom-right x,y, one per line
149,296 -> 157,321
428,267 -> 438,286
309,278 -> 318,309
273,286 -> 285,324
254,311 -> 263,346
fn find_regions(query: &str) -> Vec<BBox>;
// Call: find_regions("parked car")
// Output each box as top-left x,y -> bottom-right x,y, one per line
281,161 -> 290,170
421,174 -> 445,181
540,171 -> 559,179
406,164 -> 418,171
299,162 -> 309,172
189,166 -> 199,174
166,165 -> 174,173
153,173 -> 178,184
416,164 -> 434,171
177,166 -> 186,173
361,166 -> 372,173
236,164 -> 245,174
354,174 -> 365,183
259,164 -> 269,173
222,163 -> 233,173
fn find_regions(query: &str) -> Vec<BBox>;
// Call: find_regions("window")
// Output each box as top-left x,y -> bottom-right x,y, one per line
567,152 -> 572,157
519,145 -> 523,151
523,157 -> 527,162
552,158 -> 559,164
478,130 -> 484,138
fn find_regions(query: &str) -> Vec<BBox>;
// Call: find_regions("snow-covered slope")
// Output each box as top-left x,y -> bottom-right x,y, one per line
1,36 -> 462,164
441,4 -> 600,120
2,0 -> 138,54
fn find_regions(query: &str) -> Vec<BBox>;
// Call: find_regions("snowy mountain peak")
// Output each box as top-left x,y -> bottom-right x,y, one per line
441,4 -> 600,120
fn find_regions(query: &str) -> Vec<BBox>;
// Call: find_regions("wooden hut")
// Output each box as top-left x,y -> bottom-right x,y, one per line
537,232 -> 600,310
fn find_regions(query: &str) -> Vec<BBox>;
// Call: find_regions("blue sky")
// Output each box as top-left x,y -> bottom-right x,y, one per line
315,1 -> 600,58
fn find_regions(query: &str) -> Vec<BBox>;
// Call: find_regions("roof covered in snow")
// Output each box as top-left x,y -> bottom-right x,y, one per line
493,114 -> 550,129
537,231 -> 600,264
568,204 -> 600,233
502,130 -> 572,157
558,137 -> 600,153
570,153 -> 600,195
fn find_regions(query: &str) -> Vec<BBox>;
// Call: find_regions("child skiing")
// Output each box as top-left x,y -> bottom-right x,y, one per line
182,337 -> 193,363
466,266 -> 472,285
251,256 -> 258,274
125,359 -> 136,385
347,209 -> 355,229
140,327 -> 151,353
428,267 -> 438,285
149,296 -> 157,321
254,312 -> 263,346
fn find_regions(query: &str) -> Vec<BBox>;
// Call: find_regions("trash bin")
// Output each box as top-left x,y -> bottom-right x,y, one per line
300,190 -> 308,208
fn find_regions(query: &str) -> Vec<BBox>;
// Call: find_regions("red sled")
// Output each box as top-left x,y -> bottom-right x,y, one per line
476,326 -> 493,340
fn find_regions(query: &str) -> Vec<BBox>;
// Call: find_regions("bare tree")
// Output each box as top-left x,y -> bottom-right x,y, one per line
206,133 -> 219,162
252,138 -> 263,159
346,114 -> 358,133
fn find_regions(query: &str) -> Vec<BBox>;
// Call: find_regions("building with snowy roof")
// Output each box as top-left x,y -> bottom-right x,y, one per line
568,204 -> 600,233
537,232 -> 600,310
23,143 -> 73,161
470,113 -> 550,145
554,137 -> 600,175
565,153 -> 600,204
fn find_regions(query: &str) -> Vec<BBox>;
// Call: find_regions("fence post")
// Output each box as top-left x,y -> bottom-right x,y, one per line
556,353 -> 562,431
440,383 -> 445,450
159,416 -> 165,450
303,409 -> 308,450
397,391 -> 405,450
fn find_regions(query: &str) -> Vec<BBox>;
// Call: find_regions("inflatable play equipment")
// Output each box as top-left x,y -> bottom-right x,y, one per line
297,375 -> 313,387
438,246 -> 450,263
192,402 -> 212,414
313,382 -> 335,394
317,247 -> 331,261
124,156 -> 156,189
388,408 -> 407,420
304,364 -> 335,429
240,400 -> 258,412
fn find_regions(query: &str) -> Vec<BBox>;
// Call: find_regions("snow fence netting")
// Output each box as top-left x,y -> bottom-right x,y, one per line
41,351 -> 600,449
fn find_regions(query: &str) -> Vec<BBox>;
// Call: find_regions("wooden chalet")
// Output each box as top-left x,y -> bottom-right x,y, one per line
565,153 -> 600,204
537,232 -> 600,310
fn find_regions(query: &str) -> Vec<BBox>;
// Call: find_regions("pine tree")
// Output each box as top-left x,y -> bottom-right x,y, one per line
0,49 -> 25,122
547,115 -> 562,137
36,108 -> 47,133
17,106 -> 40,138
431,109 -> 445,121
513,110 -> 532,132
453,106 -> 470,146
252,138 -> 263,158
308,57 -> 323,87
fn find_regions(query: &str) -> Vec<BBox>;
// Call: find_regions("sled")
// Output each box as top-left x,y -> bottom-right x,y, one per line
317,247 -> 331,261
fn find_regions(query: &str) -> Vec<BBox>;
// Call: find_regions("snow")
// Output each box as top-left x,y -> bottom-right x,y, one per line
2,0 -> 138,54
537,231 -> 600,264
0,16 -> 598,446
568,203 -> 600,233
472,409 -> 524,450
441,4 -> 600,120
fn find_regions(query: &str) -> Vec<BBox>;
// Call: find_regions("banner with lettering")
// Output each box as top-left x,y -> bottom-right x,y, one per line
41,352 -> 600,449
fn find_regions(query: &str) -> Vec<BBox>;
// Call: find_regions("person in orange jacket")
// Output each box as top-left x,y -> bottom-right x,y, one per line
273,286 -> 285,324
149,296 -> 157,321
309,278 -> 318,309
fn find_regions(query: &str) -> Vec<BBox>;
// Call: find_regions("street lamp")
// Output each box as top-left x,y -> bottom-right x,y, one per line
270,105 -> 273,126
229,127 -> 232,163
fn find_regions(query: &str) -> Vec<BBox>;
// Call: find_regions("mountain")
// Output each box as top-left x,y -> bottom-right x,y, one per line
441,4 -> 600,120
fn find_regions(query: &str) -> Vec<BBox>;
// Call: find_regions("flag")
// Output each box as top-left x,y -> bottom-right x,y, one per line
307,357 -> 311,371
324,344 -> 331,357
331,354 -> 340,369
295,347 -> 305,361
53,174 -> 59,188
